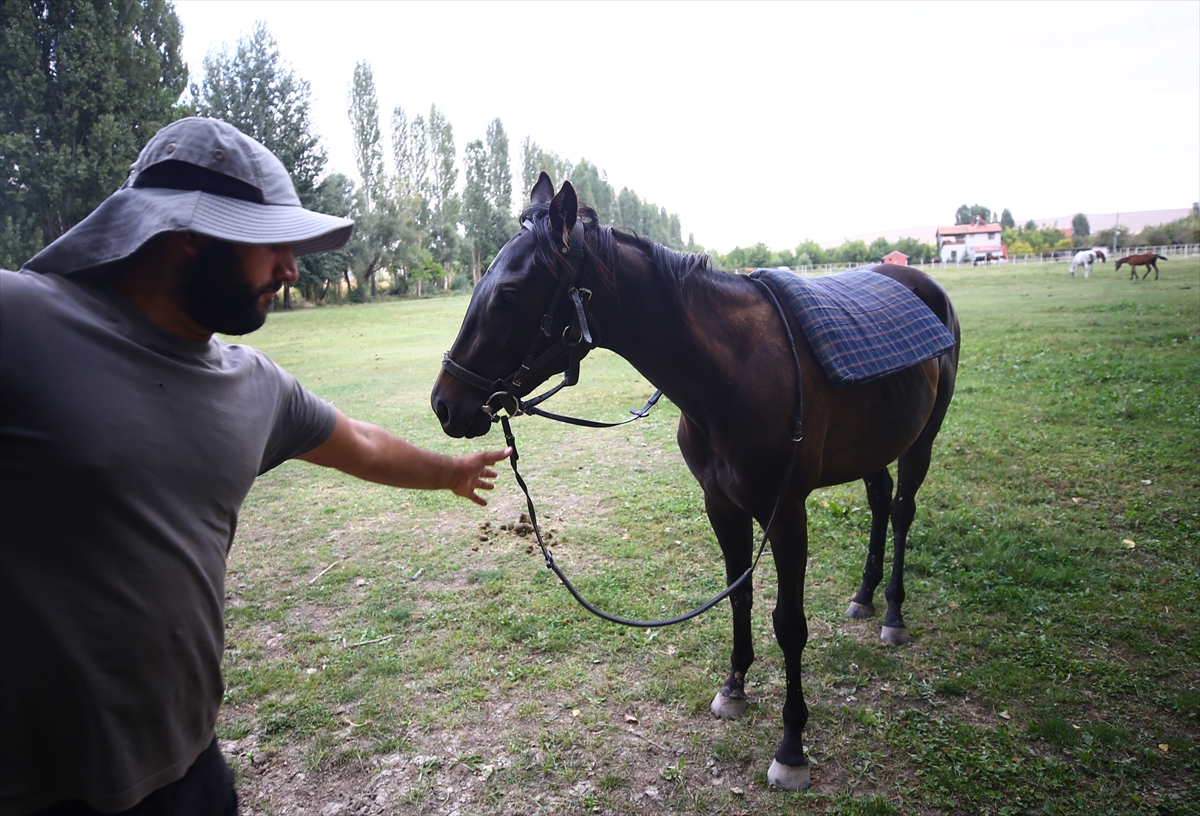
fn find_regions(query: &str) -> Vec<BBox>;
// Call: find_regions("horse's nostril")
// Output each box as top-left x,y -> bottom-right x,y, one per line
435,399 -> 450,426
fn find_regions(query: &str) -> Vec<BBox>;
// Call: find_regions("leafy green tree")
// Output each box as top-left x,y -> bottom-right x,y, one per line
390,104 -> 428,203
893,237 -> 934,265
869,237 -> 891,260
1024,219 -> 1038,232
1136,212 -> 1199,246
567,159 -> 615,224
346,61 -> 398,296
426,105 -> 459,289
836,240 -> 870,264
388,102 -> 431,291
716,242 -> 773,270
348,61 -> 385,214
955,204 -> 992,225
794,239 -> 825,266
485,118 -> 517,247
193,21 -> 327,307
460,119 -> 516,286
460,139 -> 490,285
1072,213 -> 1090,241
1,0 -> 188,269
296,172 -> 354,302
615,187 -> 643,235
1000,208 -> 1015,229
520,137 -> 570,196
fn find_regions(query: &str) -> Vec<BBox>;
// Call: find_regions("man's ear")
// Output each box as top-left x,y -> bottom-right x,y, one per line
173,231 -> 212,258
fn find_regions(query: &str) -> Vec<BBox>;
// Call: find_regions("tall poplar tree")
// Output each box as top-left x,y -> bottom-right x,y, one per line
520,137 -> 570,195
346,61 -> 397,297
461,139 -> 490,286
348,61 -> 385,214
485,118 -> 516,246
1,0 -> 188,269
427,105 -> 459,288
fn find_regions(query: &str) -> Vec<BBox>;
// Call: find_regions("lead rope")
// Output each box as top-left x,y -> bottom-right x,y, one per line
494,276 -> 806,628
501,414 -> 797,627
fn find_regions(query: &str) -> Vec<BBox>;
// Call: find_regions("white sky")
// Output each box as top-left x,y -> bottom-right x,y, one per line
174,0 -> 1200,252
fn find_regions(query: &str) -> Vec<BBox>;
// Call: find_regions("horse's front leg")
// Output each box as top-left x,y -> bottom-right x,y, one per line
847,467 -> 894,620
767,500 -> 812,791
706,495 -> 756,719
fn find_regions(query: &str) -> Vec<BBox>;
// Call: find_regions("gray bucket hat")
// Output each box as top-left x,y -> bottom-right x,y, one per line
22,117 -> 354,276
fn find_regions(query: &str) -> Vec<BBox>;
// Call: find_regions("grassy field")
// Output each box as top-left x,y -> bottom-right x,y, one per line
219,258 -> 1199,815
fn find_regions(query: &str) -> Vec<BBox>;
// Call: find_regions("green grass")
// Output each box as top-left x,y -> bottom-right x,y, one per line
219,260 -> 1199,814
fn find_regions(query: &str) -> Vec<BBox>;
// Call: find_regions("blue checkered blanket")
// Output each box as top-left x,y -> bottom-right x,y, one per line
749,267 -> 956,385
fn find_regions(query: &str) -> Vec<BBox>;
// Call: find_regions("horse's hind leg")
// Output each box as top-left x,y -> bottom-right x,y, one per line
881,443 -> 935,645
706,497 -> 756,720
846,467 -> 893,619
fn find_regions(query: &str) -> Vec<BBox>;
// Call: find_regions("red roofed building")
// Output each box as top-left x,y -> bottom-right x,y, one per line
882,250 -> 909,266
937,214 -> 1004,263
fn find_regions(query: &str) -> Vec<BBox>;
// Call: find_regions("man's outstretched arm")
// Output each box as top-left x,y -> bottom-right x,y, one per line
297,410 -> 511,506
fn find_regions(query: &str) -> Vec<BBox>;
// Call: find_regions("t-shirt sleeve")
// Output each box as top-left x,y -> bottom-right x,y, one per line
258,364 -> 338,474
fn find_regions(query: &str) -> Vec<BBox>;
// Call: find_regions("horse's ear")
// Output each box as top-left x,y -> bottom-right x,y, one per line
549,180 -> 578,250
531,171 -> 555,206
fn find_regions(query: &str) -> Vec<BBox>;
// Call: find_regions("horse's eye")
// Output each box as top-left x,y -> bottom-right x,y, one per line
500,289 -> 519,305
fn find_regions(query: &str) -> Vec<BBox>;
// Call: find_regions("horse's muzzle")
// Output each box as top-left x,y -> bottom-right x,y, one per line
431,372 -> 495,439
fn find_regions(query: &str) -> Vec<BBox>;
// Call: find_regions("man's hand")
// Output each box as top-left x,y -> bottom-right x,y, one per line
447,449 -> 511,506
298,410 -> 511,505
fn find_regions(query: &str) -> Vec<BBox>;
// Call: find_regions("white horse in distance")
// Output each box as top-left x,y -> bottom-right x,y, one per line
1069,248 -> 1107,278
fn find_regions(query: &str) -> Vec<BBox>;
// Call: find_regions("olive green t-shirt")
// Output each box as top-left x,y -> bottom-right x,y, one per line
0,269 -> 337,813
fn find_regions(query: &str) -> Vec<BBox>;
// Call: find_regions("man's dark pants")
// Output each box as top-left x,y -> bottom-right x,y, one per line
29,739 -> 236,816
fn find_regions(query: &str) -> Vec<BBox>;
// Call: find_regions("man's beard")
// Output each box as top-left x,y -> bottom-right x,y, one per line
177,240 -> 278,336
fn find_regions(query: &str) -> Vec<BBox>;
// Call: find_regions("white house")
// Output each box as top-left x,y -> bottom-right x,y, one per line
936,215 -> 1004,263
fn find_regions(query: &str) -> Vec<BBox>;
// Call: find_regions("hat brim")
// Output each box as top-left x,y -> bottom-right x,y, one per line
23,188 -> 354,276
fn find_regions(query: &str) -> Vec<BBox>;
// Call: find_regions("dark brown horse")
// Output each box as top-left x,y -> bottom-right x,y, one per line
1116,252 -> 1168,280
431,175 -> 961,791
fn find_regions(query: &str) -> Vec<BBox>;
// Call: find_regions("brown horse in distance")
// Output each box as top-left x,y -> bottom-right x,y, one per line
432,174 -> 960,791
1116,253 -> 1168,280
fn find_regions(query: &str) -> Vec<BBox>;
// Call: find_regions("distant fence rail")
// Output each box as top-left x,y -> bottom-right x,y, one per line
736,244 -> 1198,276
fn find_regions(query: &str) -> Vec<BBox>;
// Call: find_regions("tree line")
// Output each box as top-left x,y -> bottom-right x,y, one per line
1,4 -> 692,302
7,3 -> 1194,285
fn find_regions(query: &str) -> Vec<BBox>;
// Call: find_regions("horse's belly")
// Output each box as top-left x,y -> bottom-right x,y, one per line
815,366 -> 937,485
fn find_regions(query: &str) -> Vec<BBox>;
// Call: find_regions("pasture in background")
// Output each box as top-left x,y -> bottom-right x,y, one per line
219,259 -> 1198,815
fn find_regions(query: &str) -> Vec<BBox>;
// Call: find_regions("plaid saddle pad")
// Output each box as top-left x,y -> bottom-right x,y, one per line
749,267 -> 956,385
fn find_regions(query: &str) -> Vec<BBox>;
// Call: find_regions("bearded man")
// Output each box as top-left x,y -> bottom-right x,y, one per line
0,118 -> 509,815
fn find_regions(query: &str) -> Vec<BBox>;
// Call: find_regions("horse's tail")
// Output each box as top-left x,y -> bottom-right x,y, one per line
1156,255 -> 1168,261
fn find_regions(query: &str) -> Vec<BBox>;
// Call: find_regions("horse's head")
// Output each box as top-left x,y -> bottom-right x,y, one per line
1095,249 -> 1107,262
432,173 -> 598,438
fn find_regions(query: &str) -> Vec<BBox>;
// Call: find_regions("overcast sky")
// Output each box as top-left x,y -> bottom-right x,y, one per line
173,1 -> 1199,252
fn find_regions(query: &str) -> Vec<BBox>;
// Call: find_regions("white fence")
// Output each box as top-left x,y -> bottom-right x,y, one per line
737,243 -> 1198,276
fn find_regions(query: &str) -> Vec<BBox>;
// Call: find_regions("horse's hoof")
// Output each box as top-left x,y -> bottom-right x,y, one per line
881,625 -> 911,645
846,601 -> 875,619
767,759 -> 811,790
710,692 -> 747,719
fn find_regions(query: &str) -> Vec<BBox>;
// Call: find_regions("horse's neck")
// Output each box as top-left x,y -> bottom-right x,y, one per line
593,246 -> 766,413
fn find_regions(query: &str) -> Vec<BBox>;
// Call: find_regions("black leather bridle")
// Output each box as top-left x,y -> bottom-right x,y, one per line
440,218 -> 663,428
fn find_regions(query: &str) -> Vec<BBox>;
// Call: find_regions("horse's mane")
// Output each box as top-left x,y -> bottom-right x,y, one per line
520,200 -> 722,288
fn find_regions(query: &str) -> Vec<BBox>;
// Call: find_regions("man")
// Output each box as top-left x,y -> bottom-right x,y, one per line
0,118 -> 510,815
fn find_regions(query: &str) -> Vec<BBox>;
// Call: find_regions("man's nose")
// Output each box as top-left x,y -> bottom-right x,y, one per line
275,246 -> 299,283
